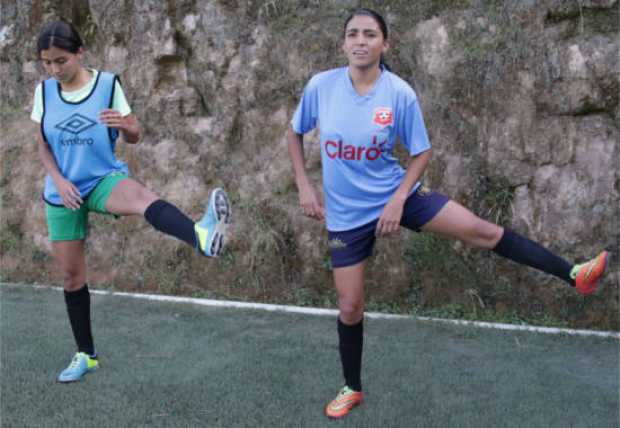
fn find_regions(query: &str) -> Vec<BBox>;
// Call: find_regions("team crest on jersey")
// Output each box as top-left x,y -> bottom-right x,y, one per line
372,107 -> 393,127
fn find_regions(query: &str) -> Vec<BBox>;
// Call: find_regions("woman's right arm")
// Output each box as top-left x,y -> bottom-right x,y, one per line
286,127 -> 324,221
36,128 -> 82,209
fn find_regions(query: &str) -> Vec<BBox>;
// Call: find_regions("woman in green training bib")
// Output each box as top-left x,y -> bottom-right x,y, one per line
32,20 -> 231,383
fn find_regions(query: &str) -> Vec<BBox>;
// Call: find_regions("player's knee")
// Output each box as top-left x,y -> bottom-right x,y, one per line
61,268 -> 84,291
123,185 -> 158,215
137,187 -> 159,207
468,220 -> 502,248
338,299 -> 364,324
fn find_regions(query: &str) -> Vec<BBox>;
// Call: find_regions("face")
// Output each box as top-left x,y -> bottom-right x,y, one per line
342,15 -> 388,69
40,46 -> 83,84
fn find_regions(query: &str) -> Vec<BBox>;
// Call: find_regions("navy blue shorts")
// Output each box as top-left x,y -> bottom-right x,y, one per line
327,186 -> 450,268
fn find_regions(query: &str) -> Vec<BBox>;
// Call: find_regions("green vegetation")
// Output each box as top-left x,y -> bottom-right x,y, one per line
0,146 -> 22,188
72,5 -> 98,46
480,176 -> 515,226
0,101 -> 23,121
143,248 -> 192,295
546,0 -> 619,37
364,0 -> 471,21
0,219 -> 22,255
228,197 -> 301,298
405,233 -> 481,289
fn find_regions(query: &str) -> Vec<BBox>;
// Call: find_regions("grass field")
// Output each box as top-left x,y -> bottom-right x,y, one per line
1,283 -> 618,427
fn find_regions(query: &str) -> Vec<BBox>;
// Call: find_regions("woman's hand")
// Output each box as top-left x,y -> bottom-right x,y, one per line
286,127 -> 324,221
54,176 -> 83,209
376,195 -> 405,236
98,109 -> 126,130
99,110 -> 140,143
299,182 -> 325,221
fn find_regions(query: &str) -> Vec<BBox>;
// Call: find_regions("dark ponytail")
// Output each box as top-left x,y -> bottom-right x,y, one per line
343,8 -> 391,71
37,20 -> 83,55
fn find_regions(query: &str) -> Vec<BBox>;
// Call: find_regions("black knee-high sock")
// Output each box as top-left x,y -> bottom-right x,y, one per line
492,228 -> 574,285
144,199 -> 197,248
64,285 -> 95,357
338,318 -> 363,392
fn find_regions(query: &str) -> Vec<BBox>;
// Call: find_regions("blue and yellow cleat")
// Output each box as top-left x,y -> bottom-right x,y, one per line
58,352 -> 99,383
194,188 -> 231,257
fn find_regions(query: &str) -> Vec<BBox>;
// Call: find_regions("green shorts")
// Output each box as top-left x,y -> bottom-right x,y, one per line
45,172 -> 129,241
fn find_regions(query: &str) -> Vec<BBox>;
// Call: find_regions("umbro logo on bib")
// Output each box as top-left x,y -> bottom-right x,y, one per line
372,107 -> 393,127
55,113 -> 97,135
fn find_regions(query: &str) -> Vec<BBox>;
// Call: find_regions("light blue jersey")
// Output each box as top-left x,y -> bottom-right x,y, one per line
40,71 -> 128,205
291,67 -> 431,231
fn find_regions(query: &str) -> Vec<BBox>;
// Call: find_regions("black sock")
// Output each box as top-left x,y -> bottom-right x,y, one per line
144,199 -> 197,248
492,228 -> 574,285
338,317 -> 363,392
64,285 -> 95,356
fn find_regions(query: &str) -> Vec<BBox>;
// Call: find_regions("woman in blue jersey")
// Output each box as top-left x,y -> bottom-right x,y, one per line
287,8 -> 609,419
32,20 -> 231,383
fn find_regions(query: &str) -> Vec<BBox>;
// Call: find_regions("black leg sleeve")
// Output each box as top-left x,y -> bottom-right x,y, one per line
64,285 -> 95,356
144,199 -> 197,248
492,228 -> 574,285
338,317 -> 364,392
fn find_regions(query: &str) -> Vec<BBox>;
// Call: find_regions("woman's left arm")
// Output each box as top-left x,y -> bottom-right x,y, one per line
98,110 -> 141,144
376,148 -> 432,236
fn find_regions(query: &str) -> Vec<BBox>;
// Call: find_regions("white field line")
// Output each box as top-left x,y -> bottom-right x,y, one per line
23,284 -> 620,339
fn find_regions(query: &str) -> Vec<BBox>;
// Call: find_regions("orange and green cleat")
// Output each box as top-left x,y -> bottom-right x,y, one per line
325,386 -> 364,419
571,251 -> 609,295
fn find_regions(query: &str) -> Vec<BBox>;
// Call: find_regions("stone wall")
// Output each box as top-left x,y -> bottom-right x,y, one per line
1,0 -> 618,328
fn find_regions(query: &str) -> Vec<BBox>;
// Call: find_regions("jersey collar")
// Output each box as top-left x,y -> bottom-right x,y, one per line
345,65 -> 386,103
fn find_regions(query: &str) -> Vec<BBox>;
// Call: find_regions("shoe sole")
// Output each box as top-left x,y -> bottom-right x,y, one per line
593,251 -> 609,295
325,400 -> 363,419
58,365 -> 98,383
325,393 -> 364,419
207,188 -> 231,257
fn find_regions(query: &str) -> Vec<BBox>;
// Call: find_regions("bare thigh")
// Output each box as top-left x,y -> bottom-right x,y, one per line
421,200 -> 504,249
334,260 -> 367,324
51,240 -> 87,291
105,178 -> 159,216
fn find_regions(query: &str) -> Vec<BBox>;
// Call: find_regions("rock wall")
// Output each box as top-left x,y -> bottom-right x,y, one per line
1,0 -> 618,328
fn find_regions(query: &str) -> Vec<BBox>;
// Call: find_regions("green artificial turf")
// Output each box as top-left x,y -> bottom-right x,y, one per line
1,284 -> 618,427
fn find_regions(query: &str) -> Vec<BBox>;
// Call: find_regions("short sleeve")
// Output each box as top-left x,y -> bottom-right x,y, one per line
290,77 -> 319,135
30,83 -> 43,123
396,99 -> 431,156
111,79 -> 132,117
